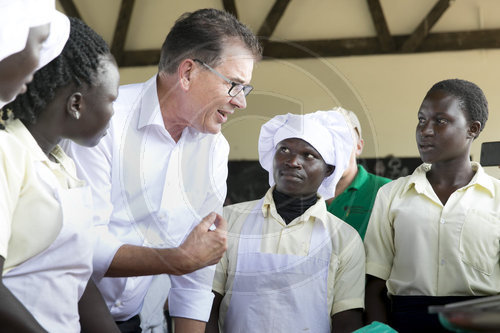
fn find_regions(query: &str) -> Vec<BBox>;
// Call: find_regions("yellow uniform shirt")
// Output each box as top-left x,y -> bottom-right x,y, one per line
365,162 -> 500,296
0,119 -> 84,273
213,188 -> 365,327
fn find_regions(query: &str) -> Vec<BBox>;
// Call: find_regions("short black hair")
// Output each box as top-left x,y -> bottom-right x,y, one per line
427,79 -> 488,132
1,17 -> 113,128
158,8 -> 262,74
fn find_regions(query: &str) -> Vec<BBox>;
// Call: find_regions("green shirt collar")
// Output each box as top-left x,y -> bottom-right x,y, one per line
346,164 -> 369,191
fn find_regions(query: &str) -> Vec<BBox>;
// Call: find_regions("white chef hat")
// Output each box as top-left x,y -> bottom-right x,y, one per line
258,110 -> 353,198
0,0 -> 69,67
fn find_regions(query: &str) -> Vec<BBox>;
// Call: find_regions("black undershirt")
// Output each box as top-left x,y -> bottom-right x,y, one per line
272,189 -> 318,225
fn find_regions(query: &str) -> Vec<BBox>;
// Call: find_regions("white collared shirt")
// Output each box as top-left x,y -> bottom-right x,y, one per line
365,162 -> 500,296
63,75 -> 229,321
1,119 -> 85,272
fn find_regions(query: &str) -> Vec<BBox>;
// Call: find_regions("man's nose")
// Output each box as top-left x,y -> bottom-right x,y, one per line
230,91 -> 247,109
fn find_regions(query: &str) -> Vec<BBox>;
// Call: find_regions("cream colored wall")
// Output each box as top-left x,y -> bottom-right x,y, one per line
119,49 -> 500,178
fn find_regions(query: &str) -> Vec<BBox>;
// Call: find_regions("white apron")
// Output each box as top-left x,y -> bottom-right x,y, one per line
225,199 -> 333,333
3,161 -> 94,332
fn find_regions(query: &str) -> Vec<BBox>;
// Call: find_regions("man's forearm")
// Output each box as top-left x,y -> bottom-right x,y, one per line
105,213 -> 227,277
105,244 -> 187,277
174,317 -> 206,333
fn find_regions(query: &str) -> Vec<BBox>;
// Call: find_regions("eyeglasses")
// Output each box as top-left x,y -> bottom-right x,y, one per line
193,59 -> 253,97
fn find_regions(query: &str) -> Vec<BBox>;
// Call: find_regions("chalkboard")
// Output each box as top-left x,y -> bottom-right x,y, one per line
226,156 -> 423,205
358,156 -> 422,180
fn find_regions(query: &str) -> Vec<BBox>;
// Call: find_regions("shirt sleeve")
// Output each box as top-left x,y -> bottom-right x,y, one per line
364,186 -> 395,281
168,264 -> 216,322
61,135 -> 123,281
0,139 -> 25,259
331,231 -> 365,316
205,133 -> 229,215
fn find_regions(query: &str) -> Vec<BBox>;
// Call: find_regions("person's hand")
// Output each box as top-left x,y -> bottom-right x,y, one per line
176,212 -> 227,274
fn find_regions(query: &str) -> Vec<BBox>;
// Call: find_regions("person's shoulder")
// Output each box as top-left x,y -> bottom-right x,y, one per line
479,168 -> 500,190
323,212 -> 361,239
114,78 -> 152,111
0,125 -> 31,160
379,173 -> 412,190
368,172 -> 392,186
188,130 -> 229,157
223,199 -> 261,232
0,127 -> 33,183
323,212 -> 364,254
118,80 -> 149,94
223,199 -> 261,216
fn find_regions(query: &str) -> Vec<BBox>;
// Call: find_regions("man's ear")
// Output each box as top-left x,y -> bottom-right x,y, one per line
325,164 -> 335,178
178,59 -> 196,91
468,121 -> 481,140
355,136 -> 364,158
67,92 -> 83,120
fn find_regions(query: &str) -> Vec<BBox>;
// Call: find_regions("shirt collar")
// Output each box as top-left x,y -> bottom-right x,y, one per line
346,164 -> 369,191
135,75 -> 202,141
6,119 -> 84,185
137,75 -> 164,130
7,119 -> 50,162
404,161 -> 495,197
261,187 -> 329,227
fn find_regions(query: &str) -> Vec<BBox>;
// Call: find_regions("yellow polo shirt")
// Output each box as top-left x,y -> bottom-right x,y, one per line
213,188 -> 365,327
0,119 -> 84,273
365,162 -> 500,296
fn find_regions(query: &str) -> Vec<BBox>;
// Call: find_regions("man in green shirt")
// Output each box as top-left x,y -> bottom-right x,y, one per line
326,109 -> 391,239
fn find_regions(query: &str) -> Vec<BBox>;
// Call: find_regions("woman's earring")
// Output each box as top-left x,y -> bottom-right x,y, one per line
73,111 -> 81,120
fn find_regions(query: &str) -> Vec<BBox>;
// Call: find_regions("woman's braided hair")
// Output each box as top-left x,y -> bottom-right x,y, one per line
1,17 -> 111,129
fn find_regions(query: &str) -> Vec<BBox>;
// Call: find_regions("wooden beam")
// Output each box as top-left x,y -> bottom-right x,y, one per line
222,0 -> 238,19
119,29 -> 500,66
263,29 -> 500,59
58,0 -> 81,19
257,0 -> 291,39
416,29 -> 500,52
262,37 -> 382,58
111,0 -> 136,65
400,0 -> 451,53
366,0 -> 395,52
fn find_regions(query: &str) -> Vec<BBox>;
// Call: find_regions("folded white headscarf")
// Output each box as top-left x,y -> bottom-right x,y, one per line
0,0 -> 69,63
0,0 -> 69,107
258,110 -> 354,198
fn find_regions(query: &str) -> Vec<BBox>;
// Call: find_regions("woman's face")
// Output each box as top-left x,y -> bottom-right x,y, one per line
416,89 -> 474,164
70,57 -> 120,147
0,24 -> 50,103
273,138 -> 333,197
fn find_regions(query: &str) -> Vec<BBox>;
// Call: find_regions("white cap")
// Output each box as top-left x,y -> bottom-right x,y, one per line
258,110 -> 353,198
0,0 -> 69,67
331,106 -> 362,141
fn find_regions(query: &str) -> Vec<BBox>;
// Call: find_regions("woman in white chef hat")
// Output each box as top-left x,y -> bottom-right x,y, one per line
0,0 -> 69,108
208,110 -> 366,333
0,7 -> 121,333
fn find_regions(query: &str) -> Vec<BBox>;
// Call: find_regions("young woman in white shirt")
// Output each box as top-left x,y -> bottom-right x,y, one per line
0,17 -> 120,332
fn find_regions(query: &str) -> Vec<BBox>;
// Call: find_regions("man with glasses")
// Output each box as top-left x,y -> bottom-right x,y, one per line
63,8 -> 261,333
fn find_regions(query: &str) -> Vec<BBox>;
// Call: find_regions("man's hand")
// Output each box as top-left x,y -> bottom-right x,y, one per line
106,213 -> 227,277
176,213 -> 227,275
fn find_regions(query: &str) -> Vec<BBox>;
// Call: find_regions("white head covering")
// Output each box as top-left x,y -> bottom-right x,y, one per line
0,0 -> 69,63
258,110 -> 353,198
341,107 -> 363,141
0,0 -> 69,107
0,0 -> 28,61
